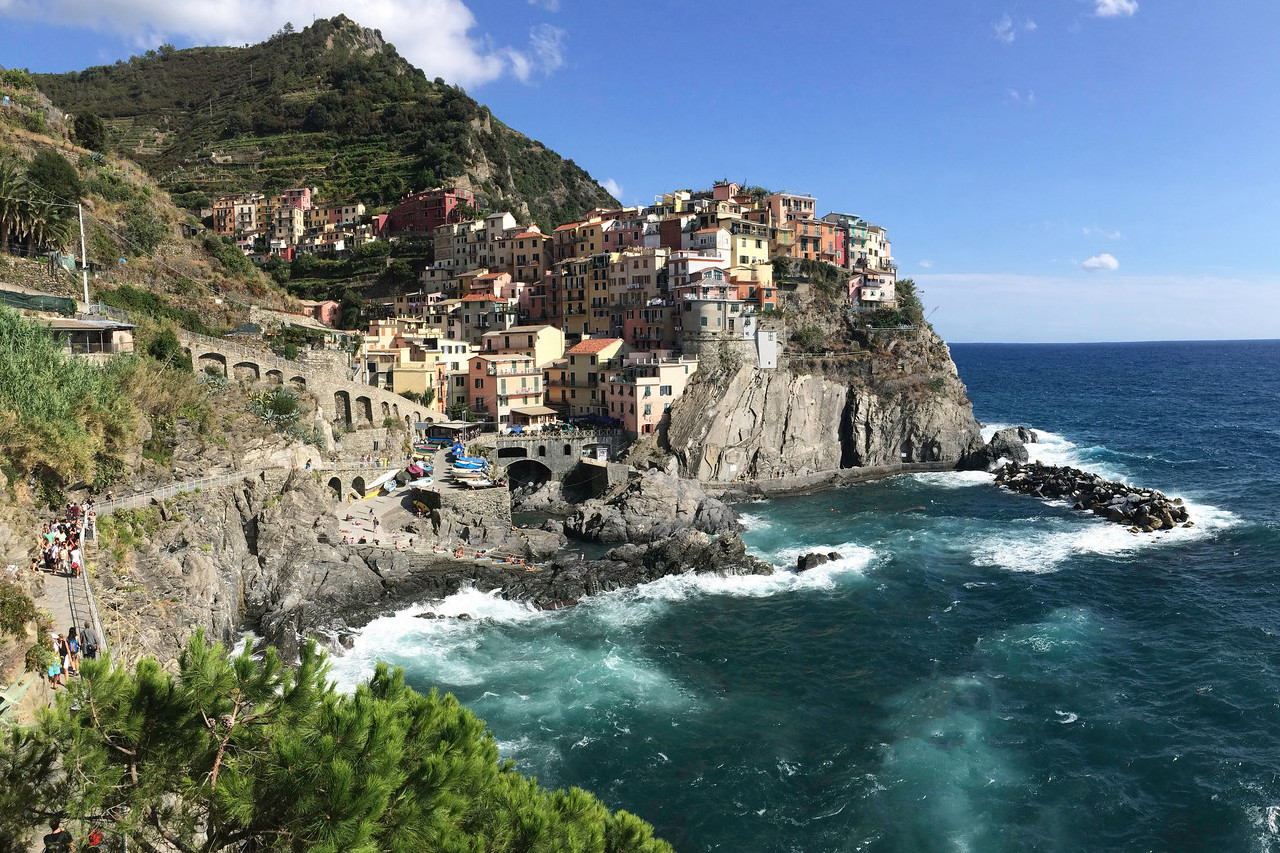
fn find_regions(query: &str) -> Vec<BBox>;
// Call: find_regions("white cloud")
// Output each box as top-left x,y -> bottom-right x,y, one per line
918,260 -> 933,269
527,0 -> 560,9
1007,88 -> 1036,107
1081,253 -> 1120,272
0,0 -> 563,88
1083,226 -> 1124,240
994,14 -> 1036,43
601,178 -> 622,200
1094,0 -> 1138,17
993,13 -> 1016,43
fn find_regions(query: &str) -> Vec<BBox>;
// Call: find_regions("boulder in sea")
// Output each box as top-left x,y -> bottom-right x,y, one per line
797,552 -> 832,572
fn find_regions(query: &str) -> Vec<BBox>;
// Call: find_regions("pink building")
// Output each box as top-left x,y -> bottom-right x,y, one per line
467,353 -> 544,425
605,354 -> 700,438
280,187 -> 313,210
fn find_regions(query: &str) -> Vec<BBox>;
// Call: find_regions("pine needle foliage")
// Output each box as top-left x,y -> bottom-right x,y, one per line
0,631 -> 677,853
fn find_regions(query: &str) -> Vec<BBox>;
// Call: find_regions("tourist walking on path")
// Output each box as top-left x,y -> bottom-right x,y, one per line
67,625 -> 80,675
81,621 -> 99,660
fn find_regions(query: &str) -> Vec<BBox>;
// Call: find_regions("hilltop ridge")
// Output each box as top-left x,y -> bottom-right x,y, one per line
33,15 -> 616,227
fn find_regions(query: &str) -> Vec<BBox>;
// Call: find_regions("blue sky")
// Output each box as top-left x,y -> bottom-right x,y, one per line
2,0 -> 1278,342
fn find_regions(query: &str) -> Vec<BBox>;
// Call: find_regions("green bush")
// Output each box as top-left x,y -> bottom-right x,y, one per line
0,581 -> 36,636
791,325 -> 826,353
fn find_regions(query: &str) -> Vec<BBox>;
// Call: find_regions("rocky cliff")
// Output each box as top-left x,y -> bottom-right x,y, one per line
92,469 -> 767,666
666,326 -> 983,483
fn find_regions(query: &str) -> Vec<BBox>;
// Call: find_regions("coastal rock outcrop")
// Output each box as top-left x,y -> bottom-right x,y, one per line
959,426 -> 1038,471
993,461 -> 1190,531
89,467 -> 765,664
665,325 -> 983,482
564,469 -> 738,543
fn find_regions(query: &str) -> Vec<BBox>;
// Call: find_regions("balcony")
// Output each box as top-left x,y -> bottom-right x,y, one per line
487,366 -> 540,376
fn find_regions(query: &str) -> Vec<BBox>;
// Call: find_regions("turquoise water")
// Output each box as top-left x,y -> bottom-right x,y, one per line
331,340 -> 1280,851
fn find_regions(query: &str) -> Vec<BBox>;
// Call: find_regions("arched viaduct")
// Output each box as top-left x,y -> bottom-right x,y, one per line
181,331 -> 437,433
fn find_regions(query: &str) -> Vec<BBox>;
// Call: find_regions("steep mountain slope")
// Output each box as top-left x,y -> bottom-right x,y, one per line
34,15 -> 616,227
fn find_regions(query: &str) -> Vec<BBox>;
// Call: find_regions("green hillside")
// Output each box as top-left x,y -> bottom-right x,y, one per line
33,15 -> 616,228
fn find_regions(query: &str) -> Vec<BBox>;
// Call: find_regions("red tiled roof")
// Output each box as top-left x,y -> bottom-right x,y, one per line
475,272 -> 507,279
512,230 -> 543,239
568,338 -> 623,355
553,221 -> 584,232
461,294 -> 502,302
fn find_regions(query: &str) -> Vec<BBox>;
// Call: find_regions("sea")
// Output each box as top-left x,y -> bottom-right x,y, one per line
329,340 -> 1280,852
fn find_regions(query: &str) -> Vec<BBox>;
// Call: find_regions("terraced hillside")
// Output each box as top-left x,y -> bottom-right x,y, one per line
34,15 -> 616,228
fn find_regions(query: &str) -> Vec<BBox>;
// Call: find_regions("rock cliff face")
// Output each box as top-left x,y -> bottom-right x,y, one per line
666,326 -> 983,482
564,470 -> 738,543
94,469 -> 766,666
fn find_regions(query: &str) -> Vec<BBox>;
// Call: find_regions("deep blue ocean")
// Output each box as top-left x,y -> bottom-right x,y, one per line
331,340 -> 1280,852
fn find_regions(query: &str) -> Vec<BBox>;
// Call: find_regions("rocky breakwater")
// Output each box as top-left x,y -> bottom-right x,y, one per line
994,461 -> 1192,532
665,324 -> 983,483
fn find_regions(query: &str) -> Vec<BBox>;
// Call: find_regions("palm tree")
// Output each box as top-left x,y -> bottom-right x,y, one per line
0,159 -> 30,255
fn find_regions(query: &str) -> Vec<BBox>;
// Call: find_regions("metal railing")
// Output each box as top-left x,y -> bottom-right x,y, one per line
94,470 -> 272,516
79,523 -> 112,666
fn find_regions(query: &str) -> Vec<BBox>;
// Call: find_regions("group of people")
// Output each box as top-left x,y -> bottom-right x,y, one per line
33,501 -> 102,689
32,512 -> 89,578
47,621 -> 98,689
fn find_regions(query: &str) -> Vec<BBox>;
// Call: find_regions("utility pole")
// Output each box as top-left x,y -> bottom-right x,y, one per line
78,203 -> 89,309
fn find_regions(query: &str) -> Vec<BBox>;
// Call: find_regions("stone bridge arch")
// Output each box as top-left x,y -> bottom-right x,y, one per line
232,360 -> 260,381
507,459 -> 554,489
327,476 -> 343,499
197,351 -> 227,374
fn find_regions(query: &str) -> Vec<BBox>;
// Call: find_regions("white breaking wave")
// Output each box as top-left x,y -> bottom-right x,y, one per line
981,423 -> 1120,477
968,497 -> 1239,574
736,511 -> 771,532
912,469 -> 996,488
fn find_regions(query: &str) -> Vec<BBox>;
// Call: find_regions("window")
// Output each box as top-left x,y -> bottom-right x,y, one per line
564,444 -> 573,456
660,385 -> 672,396
643,404 -> 651,416
474,378 -> 483,388
700,316 -> 708,327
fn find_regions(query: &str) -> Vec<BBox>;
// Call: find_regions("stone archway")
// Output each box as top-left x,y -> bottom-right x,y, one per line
198,352 -> 227,375
381,401 -> 390,419
506,459 -> 554,489
266,369 -> 284,385
334,390 -> 353,428
290,376 -> 307,391
232,361 -> 260,381
352,475 -> 367,497
327,477 -> 342,499
354,395 -> 373,425
497,446 -> 528,460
